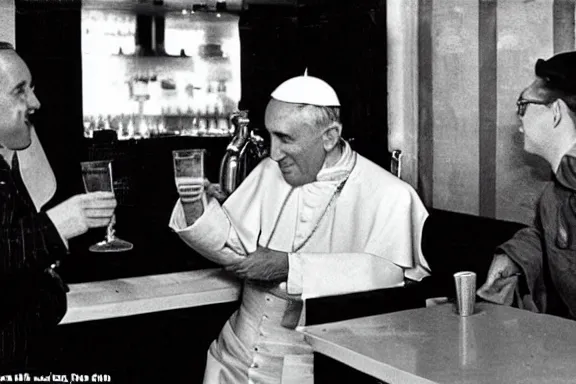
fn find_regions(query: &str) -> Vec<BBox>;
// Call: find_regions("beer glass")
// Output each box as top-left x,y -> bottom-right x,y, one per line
172,149 -> 206,202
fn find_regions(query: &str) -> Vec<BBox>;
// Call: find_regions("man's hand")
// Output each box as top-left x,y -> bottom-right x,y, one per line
178,178 -> 205,225
225,246 -> 289,282
477,253 -> 521,302
205,182 -> 229,204
46,192 -> 117,240
180,180 -> 230,226
179,179 -> 229,204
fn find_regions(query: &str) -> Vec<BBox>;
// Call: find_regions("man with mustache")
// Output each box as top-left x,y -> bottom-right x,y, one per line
170,74 -> 431,383
0,42 -> 117,373
478,51 -> 576,320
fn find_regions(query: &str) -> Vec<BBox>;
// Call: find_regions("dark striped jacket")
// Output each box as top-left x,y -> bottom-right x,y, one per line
0,154 -> 68,373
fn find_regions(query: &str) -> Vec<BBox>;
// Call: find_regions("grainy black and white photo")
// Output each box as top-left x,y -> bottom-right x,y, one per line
1,0 -> 576,383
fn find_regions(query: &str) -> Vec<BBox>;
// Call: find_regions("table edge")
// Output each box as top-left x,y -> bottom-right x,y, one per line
301,330 -> 437,384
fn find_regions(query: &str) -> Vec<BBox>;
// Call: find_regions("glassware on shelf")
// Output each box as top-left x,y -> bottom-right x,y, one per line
81,160 -> 133,252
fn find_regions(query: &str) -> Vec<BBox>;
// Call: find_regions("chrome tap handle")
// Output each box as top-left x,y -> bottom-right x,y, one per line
249,130 -> 269,159
390,150 -> 402,179
220,110 -> 251,195
230,110 -> 250,129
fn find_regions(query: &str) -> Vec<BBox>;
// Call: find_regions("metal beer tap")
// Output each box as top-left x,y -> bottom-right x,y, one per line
219,110 -> 268,196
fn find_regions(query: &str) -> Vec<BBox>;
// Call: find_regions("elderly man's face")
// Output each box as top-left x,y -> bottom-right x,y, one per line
517,78 -> 555,157
0,50 -> 40,150
264,100 -> 327,186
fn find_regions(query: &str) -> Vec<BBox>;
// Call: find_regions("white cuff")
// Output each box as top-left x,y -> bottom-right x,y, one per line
169,196 -> 230,253
287,252 -> 304,295
51,222 -> 69,250
45,207 -> 79,250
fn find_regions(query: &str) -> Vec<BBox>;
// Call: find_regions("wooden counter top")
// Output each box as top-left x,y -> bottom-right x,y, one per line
60,268 -> 241,324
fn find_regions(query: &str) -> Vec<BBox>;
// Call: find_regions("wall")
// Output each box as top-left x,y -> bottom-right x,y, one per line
0,0 -> 15,45
240,0 -> 389,168
387,0 -> 419,186
418,0 -> 575,224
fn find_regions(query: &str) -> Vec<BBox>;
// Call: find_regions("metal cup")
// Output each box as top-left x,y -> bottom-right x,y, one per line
454,271 -> 476,316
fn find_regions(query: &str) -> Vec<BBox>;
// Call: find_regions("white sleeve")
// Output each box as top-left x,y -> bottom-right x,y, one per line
287,252 -> 405,299
169,197 -> 246,266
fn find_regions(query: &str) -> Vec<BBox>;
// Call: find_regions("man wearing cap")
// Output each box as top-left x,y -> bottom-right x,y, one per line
170,74 -> 430,383
478,51 -> 576,320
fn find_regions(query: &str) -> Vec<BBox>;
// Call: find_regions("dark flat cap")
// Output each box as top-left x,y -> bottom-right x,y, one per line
535,51 -> 576,93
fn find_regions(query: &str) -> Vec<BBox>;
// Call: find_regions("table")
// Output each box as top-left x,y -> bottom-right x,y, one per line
299,302 -> 576,384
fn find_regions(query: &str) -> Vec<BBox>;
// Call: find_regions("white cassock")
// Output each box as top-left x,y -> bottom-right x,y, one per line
169,141 -> 430,384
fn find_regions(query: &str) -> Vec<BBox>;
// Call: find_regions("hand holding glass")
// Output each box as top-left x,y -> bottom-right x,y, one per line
81,160 -> 133,252
173,149 -> 206,203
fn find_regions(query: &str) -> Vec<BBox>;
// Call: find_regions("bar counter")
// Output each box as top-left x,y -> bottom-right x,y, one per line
61,268 -> 241,324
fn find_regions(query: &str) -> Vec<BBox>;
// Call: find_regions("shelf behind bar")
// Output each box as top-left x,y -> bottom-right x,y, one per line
60,268 -> 241,324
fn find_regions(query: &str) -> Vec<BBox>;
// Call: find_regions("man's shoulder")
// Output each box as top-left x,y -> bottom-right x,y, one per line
352,154 -> 414,193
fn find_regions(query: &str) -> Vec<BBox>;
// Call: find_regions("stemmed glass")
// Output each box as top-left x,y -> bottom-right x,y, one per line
80,160 -> 133,252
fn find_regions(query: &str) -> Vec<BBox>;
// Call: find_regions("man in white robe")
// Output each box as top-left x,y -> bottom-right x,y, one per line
169,75 -> 431,384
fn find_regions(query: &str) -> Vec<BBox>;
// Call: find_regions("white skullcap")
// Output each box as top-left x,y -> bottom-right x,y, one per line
271,70 -> 340,107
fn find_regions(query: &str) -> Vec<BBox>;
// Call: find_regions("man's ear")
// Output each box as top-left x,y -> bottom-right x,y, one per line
552,99 -> 565,128
321,123 -> 342,151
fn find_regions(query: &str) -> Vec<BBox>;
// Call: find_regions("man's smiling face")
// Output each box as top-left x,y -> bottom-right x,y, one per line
0,50 -> 40,150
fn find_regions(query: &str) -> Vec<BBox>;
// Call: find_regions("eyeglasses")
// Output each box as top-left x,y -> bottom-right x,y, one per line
516,97 -> 551,117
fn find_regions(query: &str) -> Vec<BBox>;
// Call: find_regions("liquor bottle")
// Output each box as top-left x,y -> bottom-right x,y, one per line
127,116 -> 135,139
